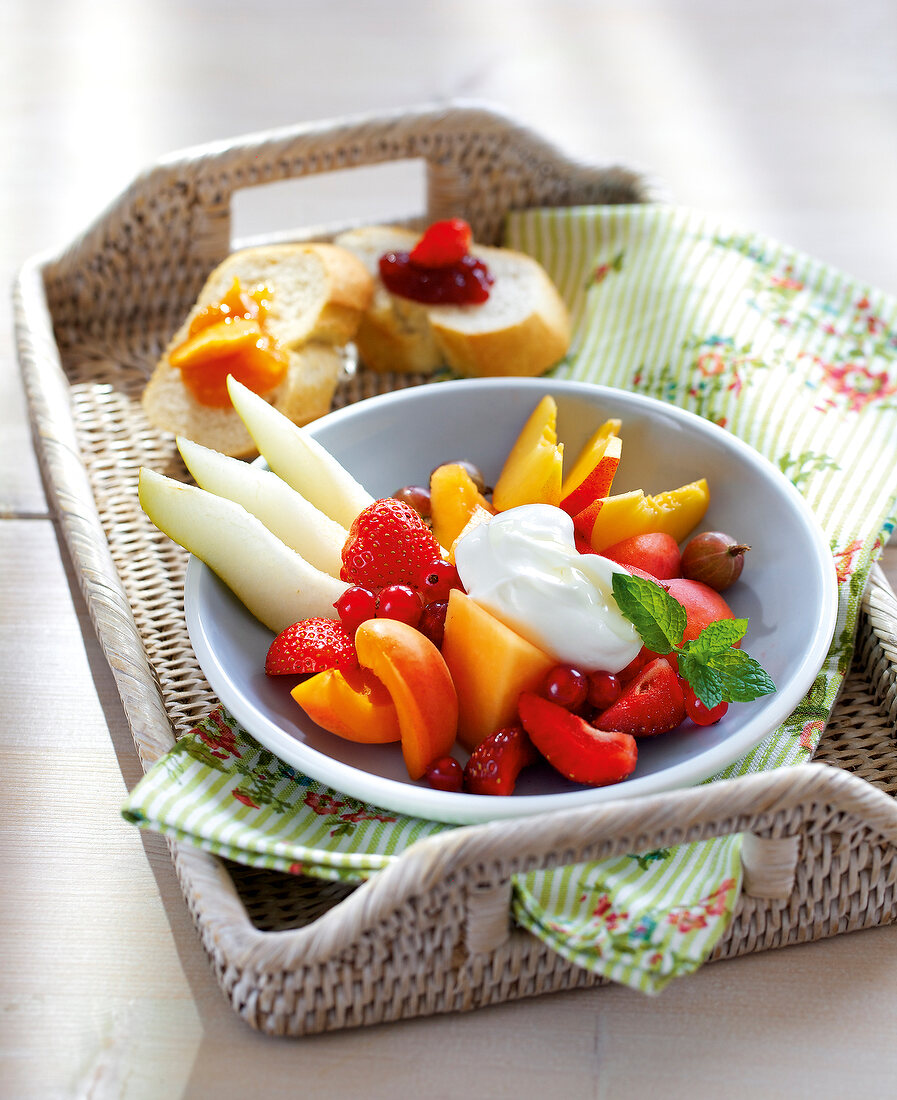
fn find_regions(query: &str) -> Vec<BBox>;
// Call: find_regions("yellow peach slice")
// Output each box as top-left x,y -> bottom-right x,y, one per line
291,666 -> 401,744
429,463 -> 494,549
561,417 -> 620,498
576,479 -> 710,552
441,590 -> 556,752
354,619 -> 458,780
492,395 -> 564,511
559,432 -> 622,516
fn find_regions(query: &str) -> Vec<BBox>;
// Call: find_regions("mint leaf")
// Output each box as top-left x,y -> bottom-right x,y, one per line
611,573 -> 686,654
682,618 -> 748,660
677,654 -> 724,709
611,574 -> 776,713
705,648 -> 777,702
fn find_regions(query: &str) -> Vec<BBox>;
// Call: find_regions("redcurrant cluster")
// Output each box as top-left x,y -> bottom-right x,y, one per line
334,558 -> 462,648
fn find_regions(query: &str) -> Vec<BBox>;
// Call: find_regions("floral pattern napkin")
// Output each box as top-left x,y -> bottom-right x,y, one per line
123,204 -> 897,993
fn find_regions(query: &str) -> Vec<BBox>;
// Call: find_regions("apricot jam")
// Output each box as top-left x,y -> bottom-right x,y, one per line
168,278 -> 288,407
379,251 -> 494,305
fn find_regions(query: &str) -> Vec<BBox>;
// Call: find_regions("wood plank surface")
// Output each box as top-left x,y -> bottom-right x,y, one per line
2,1 -> 896,1097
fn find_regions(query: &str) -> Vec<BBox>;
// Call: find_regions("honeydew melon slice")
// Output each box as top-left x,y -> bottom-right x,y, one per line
226,375 -> 373,527
138,467 -> 348,634
177,436 -> 347,578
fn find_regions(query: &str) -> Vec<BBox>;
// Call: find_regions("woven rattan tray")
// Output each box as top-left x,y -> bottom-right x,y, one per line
15,103 -> 897,1036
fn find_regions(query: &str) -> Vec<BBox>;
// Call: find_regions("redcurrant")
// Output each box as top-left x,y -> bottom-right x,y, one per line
376,584 -> 423,628
682,682 -> 729,726
418,600 -> 449,647
423,755 -> 464,793
587,670 -> 622,710
334,586 -> 377,634
418,558 -> 461,602
543,665 -> 589,710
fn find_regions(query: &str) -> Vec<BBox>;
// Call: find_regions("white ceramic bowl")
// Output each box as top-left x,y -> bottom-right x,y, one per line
184,378 -> 837,825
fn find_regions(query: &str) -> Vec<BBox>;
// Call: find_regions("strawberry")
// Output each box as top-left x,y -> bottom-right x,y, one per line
341,498 -> 442,590
518,693 -> 637,787
593,657 -> 685,737
463,725 -> 539,796
409,218 -> 472,268
265,617 -> 357,676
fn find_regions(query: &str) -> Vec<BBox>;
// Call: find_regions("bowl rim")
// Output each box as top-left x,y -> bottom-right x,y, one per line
185,378 -> 838,826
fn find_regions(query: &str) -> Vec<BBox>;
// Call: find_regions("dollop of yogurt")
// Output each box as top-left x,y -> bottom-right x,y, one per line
453,504 -> 642,673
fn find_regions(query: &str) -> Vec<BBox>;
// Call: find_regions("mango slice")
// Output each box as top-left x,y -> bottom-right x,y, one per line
492,395 -> 564,511
430,463 -> 494,549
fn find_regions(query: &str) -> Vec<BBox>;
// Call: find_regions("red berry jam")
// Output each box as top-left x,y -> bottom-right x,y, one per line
379,251 -> 494,305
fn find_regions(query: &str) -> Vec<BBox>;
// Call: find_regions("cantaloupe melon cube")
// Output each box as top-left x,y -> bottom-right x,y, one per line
441,590 -> 556,752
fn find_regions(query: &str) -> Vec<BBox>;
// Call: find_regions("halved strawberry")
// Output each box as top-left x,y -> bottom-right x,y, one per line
518,693 -> 638,787
463,725 -> 538,796
341,498 -> 443,590
409,218 -> 472,268
593,657 -> 685,737
265,618 -> 357,676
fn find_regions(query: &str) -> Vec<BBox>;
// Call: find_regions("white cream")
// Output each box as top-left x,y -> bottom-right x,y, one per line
453,504 -> 642,673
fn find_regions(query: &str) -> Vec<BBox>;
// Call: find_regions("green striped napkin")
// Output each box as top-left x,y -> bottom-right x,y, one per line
124,204 -> 897,993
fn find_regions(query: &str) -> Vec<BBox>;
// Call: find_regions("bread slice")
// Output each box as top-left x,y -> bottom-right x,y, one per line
334,225 -> 571,377
142,243 -> 374,456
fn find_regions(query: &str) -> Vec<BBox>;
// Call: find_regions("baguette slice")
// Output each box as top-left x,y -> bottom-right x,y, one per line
142,243 -> 374,456
334,225 -> 571,378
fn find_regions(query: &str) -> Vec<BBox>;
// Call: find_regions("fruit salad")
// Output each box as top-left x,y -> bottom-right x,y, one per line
139,380 -> 775,799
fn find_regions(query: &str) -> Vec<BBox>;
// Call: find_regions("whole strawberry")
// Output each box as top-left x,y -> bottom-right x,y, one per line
341,498 -> 443,590
265,618 -> 357,676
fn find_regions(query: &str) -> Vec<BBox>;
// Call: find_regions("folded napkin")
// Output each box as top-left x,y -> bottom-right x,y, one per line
124,204 -> 897,993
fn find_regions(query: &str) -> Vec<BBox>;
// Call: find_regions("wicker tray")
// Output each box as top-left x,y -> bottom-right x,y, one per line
14,103 -> 897,1036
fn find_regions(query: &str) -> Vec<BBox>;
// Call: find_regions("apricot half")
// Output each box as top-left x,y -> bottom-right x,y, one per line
291,666 -> 401,744
354,619 -> 458,780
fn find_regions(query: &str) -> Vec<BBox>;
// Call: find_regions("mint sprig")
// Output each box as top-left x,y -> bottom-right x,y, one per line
611,573 -> 776,709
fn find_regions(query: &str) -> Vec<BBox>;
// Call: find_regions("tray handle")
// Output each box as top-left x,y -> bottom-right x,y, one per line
44,101 -> 652,336
161,101 -> 651,259
418,763 -> 897,959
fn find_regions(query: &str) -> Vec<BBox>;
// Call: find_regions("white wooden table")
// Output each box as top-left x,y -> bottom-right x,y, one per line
3,3 -> 897,1097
